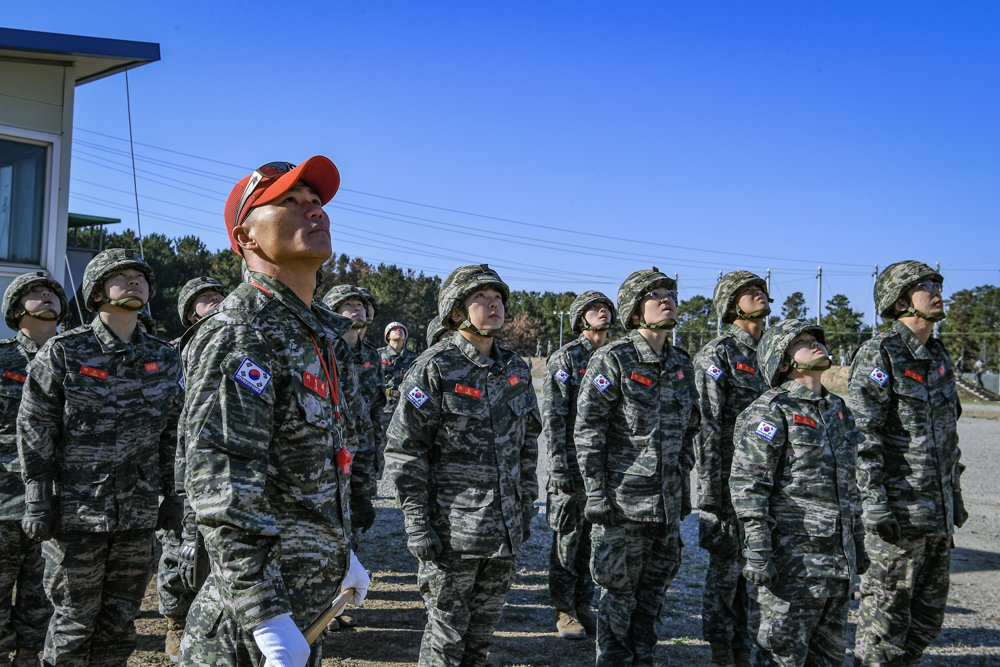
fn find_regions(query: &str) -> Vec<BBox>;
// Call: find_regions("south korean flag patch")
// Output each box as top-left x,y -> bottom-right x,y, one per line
755,420 -> 777,441
868,367 -> 889,387
705,364 -> 724,380
406,385 -> 429,408
232,357 -> 272,396
554,368 -> 570,384
591,373 -> 611,392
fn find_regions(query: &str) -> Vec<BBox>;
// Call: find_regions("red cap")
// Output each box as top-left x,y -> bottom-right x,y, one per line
224,155 -> 341,254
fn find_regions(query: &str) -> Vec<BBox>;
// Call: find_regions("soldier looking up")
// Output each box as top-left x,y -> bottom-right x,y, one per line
177,158 -> 369,667
385,264 -> 540,667
355,288 -> 388,478
542,290 -> 616,640
18,250 -> 183,667
730,319 -> 864,667
379,322 -> 417,439
0,273 -> 67,667
850,261 -> 965,667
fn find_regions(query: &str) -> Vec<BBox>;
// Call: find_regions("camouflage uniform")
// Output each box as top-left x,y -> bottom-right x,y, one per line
426,316 -> 449,349
379,343 -> 418,437
385,264 -> 540,667
849,262 -> 963,667
360,339 -> 388,475
729,319 -> 863,667
177,272 -> 359,667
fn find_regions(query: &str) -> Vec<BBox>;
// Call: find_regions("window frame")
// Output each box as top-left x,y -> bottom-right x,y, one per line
0,123 -> 61,274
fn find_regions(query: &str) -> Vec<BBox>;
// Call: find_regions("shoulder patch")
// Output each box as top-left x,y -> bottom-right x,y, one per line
591,373 -> 611,392
937,364 -> 946,376
868,367 -> 889,386
554,368 -> 570,384
178,375 -> 185,391
676,370 -> 685,380
755,420 -> 777,441
705,364 -> 723,380
232,357 -> 273,396
406,385 -> 429,408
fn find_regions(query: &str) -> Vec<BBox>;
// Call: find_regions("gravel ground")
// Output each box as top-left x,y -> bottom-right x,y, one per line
125,412 -> 1000,667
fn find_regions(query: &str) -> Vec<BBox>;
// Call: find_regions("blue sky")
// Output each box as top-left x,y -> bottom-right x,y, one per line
7,2 -> 1000,322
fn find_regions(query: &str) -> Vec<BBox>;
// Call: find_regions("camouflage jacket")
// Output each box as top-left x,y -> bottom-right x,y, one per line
848,320 -> 963,537
379,344 -> 418,413
575,330 -> 699,524
18,316 -> 181,532
328,336 -> 375,498
731,381 -> 863,596
692,324 -> 768,513
542,334 -> 598,481
384,331 -> 540,559
178,272 -> 359,630
0,333 -> 38,520
361,338 -> 387,447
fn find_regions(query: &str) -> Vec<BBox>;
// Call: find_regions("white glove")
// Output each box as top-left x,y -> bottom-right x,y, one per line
340,550 -> 371,606
253,613 -> 310,667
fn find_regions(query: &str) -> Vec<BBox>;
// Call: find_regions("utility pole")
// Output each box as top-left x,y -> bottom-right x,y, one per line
553,310 -> 568,348
765,268 -> 771,331
673,273 -> 679,347
934,262 -> 942,339
816,267 -> 823,325
872,265 -> 879,337
717,271 -> 723,336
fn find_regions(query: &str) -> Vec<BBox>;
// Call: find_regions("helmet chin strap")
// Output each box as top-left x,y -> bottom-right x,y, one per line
788,355 -> 832,371
21,309 -> 59,322
901,305 -> 947,322
457,308 -> 504,337
638,316 -> 677,330
581,322 -> 610,332
735,305 -> 771,321
350,320 -> 365,329
100,288 -> 145,311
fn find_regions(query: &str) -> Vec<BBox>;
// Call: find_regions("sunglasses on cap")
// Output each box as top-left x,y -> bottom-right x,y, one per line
234,161 -> 296,226
913,281 -> 943,295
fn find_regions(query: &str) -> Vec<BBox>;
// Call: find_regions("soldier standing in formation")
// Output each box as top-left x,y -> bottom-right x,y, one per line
357,288 -> 389,477
0,273 -> 67,667
177,158 -> 369,667
692,271 -> 771,667
541,290 -> 616,639
18,249 -> 183,667
385,264 -> 540,667
850,261 -> 965,667
575,268 -> 699,667
379,321 -> 418,439
730,320 -> 865,667
425,315 -> 449,348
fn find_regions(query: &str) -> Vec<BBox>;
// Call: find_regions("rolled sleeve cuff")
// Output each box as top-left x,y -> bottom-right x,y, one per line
743,522 -> 772,553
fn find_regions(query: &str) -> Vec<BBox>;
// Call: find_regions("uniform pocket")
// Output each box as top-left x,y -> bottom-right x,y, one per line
590,525 -> 629,590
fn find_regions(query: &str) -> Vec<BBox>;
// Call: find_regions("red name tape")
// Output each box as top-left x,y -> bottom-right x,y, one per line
79,366 -> 108,380
2,370 -> 25,383
793,414 -> 817,428
630,372 -> 653,387
736,362 -> 756,375
144,362 -> 159,373
303,371 -> 328,398
904,369 -> 924,384
455,384 -> 482,399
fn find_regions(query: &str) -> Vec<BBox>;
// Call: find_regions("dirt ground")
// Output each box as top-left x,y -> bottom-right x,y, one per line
128,411 -> 1000,667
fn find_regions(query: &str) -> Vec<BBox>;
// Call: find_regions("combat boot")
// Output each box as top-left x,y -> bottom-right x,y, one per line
555,609 -> 586,639
575,602 -> 596,635
733,647 -> 751,667
11,649 -> 40,667
164,616 -> 185,663
708,641 -> 735,667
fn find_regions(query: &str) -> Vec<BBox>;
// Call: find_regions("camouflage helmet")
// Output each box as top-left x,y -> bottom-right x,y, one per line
357,287 -> 378,325
82,248 -> 156,312
568,290 -> 617,334
137,311 -> 158,337
875,261 -> 945,321
757,318 -> 830,388
384,320 -> 407,342
426,315 -> 449,347
713,270 -> 772,324
437,264 -> 509,336
617,267 -> 677,330
176,276 -> 228,326
323,284 -> 367,328
3,272 -> 69,331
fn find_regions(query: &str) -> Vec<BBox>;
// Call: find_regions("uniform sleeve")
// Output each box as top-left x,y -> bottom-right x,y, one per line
541,349 -> 573,474
729,400 -> 786,553
368,363 -> 387,457
340,359 -> 375,500
17,342 -> 66,487
693,345 -> 728,510
840,403 -> 866,543
847,343 -> 892,508
158,381 -> 183,496
384,359 -> 442,533
519,370 -> 541,513
180,323 -> 290,630
574,349 -> 623,496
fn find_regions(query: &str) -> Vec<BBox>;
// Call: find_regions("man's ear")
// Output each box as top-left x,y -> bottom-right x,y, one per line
450,307 -> 464,324
894,298 -> 908,313
233,224 -> 257,253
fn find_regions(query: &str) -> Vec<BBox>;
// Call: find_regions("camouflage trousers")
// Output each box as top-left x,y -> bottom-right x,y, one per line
42,529 -> 154,667
155,526 -> 197,618
0,520 -> 51,653
546,488 -> 595,612
699,509 -> 751,649
855,533 -> 951,666
748,583 -> 850,667
417,555 -> 515,667
590,520 -> 682,667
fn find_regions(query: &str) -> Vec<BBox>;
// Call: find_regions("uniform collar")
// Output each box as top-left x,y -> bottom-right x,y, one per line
892,319 -> 933,360
15,331 -> 39,355
576,333 -> 596,353
246,271 -> 327,337
725,323 -> 760,351
90,314 -> 142,354
628,329 -> 678,367
781,379 -> 828,402
452,330 -> 497,368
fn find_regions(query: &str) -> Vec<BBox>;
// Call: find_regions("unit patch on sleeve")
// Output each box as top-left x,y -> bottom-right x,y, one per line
705,364 -> 724,380
232,357 -> 273,396
868,367 -> 889,386
406,385 -> 429,408
554,369 -> 570,384
755,420 -> 777,441
676,370 -> 685,380
592,373 -> 611,392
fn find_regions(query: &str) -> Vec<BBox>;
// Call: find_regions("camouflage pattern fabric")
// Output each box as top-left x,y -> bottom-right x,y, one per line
873,261 -> 944,319
747,582 -> 850,667
416,556 -> 516,667
2,271 -> 68,331
854,534 -> 951,665
426,316 -> 449,348
177,272 -> 356,665
385,331 -> 539,559
156,525 -> 193,617
692,323 -> 767,647
712,270 -> 769,324
614,269 -> 676,330
0,521 -> 49,653
730,380 -> 863,597
0,333 -> 37,521
378,343 -> 418,435
176,276 -> 227,325
567,291 -> 616,333
436,265 -> 509,333
41,529 -> 154,667
81,248 -> 156,312
360,338 -> 387,475
848,319 -> 961,664
589,521 -> 682,667
542,334 -> 599,612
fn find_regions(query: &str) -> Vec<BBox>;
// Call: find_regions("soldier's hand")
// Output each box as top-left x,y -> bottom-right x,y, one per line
406,526 -> 443,561
584,494 -> 617,527
548,468 -> 576,494
741,549 -> 778,588
21,500 -> 57,542
863,503 -> 901,542
351,495 -> 377,533
855,540 -> 870,576
178,536 -> 199,591
954,491 -> 969,528
157,495 -> 184,531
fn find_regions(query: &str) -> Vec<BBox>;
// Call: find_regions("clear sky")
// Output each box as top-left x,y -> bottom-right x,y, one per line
6,2 -> 1000,322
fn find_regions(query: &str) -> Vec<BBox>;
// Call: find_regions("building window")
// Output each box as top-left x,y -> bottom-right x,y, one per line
0,138 -> 46,265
